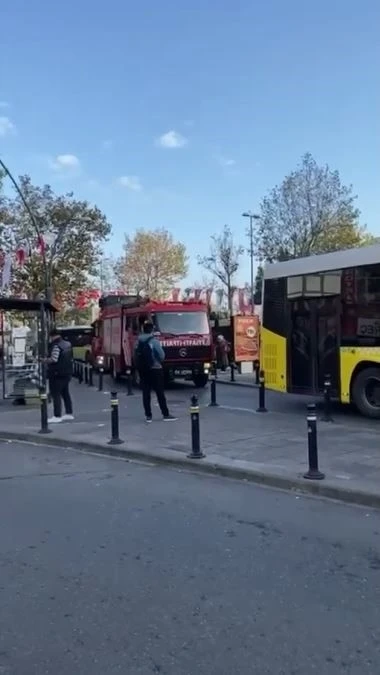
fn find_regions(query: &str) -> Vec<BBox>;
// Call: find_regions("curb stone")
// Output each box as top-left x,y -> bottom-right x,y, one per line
1,430 -> 380,511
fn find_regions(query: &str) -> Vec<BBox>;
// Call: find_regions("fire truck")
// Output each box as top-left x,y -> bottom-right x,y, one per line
92,294 -> 213,387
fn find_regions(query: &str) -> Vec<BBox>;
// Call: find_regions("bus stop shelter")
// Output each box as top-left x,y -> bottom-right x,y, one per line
0,297 -> 57,401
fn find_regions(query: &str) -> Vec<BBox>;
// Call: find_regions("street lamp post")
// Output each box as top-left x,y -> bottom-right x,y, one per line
242,211 -> 260,314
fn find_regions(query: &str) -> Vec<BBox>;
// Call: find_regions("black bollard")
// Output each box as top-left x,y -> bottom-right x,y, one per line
256,369 -> 267,413
84,364 -> 89,385
88,365 -> 94,387
321,374 -> 333,422
78,363 -> 83,384
208,364 -> 219,407
304,403 -> 325,480
187,394 -> 205,459
230,362 -> 235,382
98,367 -> 104,392
38,388 -> 51,434
108,392 -> 123,445
254,360 -> 260,385
126,368 -> 134,396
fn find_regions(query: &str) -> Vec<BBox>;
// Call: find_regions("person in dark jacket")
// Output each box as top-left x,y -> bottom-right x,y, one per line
47,328 -> 74,423
134,320 -> 176,423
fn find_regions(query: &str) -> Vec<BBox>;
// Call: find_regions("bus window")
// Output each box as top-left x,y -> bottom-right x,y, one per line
57,326 -> 94,360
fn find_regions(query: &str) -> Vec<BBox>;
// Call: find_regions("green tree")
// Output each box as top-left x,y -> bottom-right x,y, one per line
198,225 -> 244,316
58,306 -> 93,325
255,152 -> 369,262
117,228 -> 188,298
8,175 -> 111,302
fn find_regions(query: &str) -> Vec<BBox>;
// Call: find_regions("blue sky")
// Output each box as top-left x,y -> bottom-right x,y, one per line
1,0 -> 379,285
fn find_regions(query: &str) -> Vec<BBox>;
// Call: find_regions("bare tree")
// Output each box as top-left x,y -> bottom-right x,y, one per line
198,225 -> 243,316
255,152 -> 369,262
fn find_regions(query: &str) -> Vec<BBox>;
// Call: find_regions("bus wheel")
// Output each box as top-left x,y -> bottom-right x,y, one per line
193,374 -> 209,388
352,367 -> 380,419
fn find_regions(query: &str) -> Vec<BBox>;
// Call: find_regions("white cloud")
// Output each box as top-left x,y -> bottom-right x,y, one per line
50,154 -> 80,170
102,139 -> 113,150
0,116 -> 16,136
156,130 -> 188,149
218,156 -> 236,168
118,175 -> 142,191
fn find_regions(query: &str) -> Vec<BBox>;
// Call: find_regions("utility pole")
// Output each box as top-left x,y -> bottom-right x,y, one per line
242,212 -> 260,313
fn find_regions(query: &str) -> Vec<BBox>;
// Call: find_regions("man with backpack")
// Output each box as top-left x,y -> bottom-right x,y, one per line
134,320 -> 176,423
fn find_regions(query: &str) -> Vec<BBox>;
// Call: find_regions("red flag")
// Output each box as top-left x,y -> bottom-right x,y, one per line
16,247 -> 26,266
37,235 -> 46,255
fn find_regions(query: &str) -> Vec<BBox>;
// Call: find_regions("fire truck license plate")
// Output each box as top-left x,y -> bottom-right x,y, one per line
174,369 -> 192,376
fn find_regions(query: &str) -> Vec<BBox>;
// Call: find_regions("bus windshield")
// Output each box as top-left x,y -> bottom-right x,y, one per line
155,312 -> 209,335
57,326 -> 93,348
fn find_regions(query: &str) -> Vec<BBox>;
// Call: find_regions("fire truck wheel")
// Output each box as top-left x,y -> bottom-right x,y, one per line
193,374 -> 209,388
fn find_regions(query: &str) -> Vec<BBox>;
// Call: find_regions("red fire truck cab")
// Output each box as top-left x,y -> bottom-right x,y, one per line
92,294 -> 213,387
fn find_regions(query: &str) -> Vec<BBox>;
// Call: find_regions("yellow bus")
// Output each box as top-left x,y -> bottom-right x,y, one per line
57,325 -> 94,362
261,244 -> 380,418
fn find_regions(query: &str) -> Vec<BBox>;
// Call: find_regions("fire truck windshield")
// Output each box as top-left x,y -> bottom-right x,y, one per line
155,311 -> 209,335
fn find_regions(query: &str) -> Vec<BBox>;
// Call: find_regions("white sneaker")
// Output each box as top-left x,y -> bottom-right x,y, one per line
48,416 -> 62,424
62,414 -> 75,421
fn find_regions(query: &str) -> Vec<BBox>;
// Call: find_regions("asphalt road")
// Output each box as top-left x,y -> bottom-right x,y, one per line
1,441 -> 380,675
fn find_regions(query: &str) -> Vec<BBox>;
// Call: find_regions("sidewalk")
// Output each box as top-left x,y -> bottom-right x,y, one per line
216,370 -> 257,388
1,380 -> 380,509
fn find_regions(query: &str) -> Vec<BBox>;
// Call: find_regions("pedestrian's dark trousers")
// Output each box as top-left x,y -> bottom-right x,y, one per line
49,376 -> 73,418
140,369 -> 169,418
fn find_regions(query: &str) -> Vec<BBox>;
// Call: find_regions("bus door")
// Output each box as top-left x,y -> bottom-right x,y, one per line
289,297 -> 340,395
289,299 -> 315,392
315,296 -> 340,395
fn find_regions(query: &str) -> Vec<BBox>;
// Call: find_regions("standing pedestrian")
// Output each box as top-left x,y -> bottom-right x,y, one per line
47,328 -> 74,423
134,320 -> 177,423
217,335 -> 230,371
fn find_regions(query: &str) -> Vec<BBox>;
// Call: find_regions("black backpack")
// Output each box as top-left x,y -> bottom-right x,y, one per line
135,336 -> 154,372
